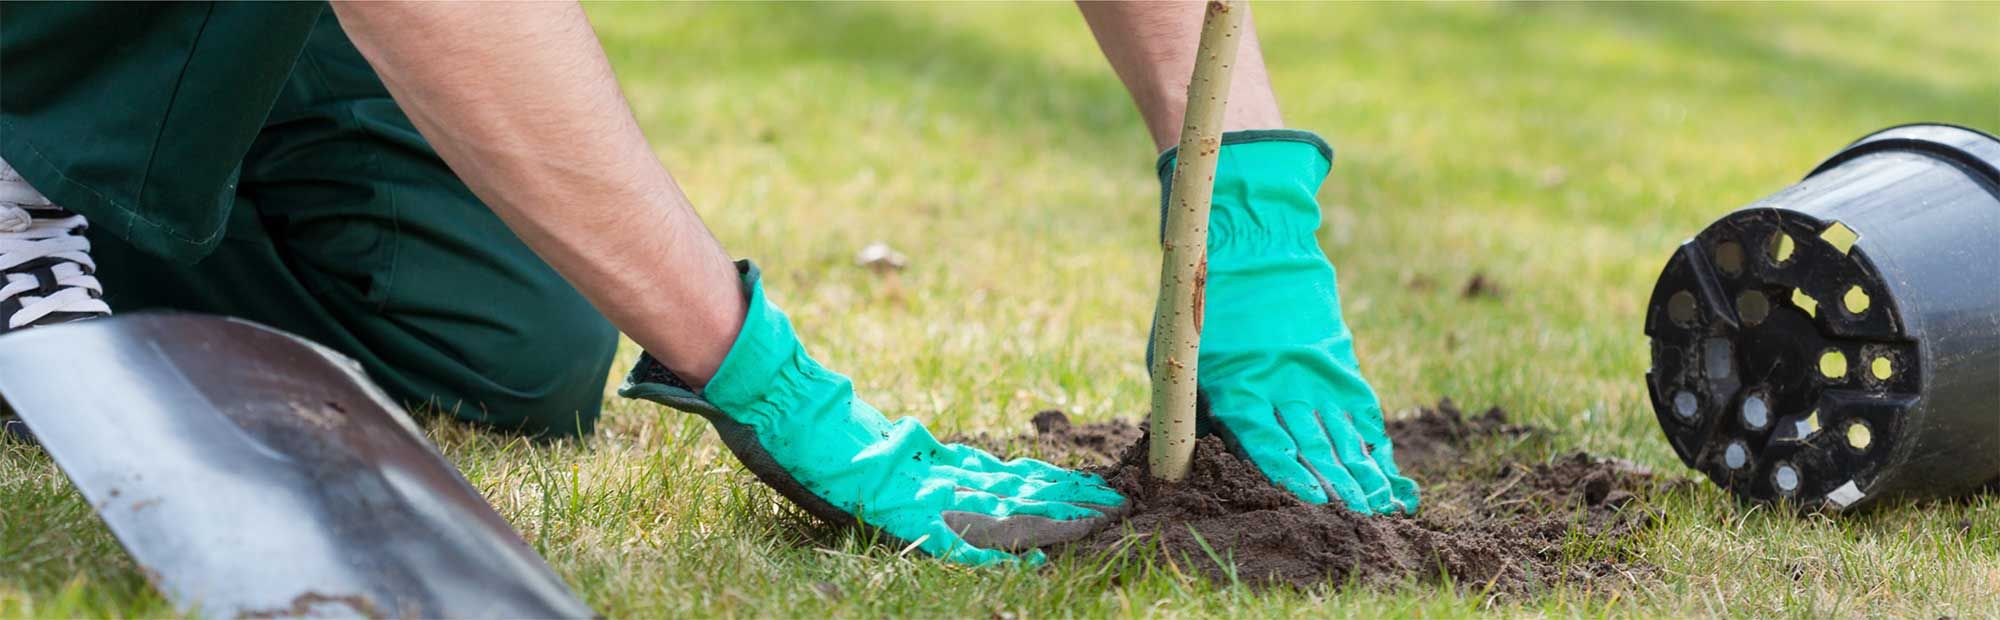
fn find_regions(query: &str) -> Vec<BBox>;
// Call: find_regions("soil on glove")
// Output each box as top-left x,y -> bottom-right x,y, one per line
956,400 -> 1665,595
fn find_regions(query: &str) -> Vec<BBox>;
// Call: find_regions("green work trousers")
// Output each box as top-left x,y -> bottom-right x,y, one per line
0,3 -> 617,436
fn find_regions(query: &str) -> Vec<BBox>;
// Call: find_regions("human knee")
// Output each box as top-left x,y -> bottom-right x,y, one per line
415,307 -> 619,438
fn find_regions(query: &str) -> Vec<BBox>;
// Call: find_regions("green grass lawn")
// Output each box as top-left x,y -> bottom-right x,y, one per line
5,2 -> 1997,617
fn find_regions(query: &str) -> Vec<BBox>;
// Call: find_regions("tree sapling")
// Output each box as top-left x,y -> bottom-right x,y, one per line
1149,0 -> 1247,481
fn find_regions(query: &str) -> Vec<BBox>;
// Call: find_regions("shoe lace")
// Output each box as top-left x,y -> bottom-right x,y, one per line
0,203 -> 111,328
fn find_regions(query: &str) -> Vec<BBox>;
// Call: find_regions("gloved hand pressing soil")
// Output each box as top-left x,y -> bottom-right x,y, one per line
621,261 -> 1127,566
1153,130 -> 1420,514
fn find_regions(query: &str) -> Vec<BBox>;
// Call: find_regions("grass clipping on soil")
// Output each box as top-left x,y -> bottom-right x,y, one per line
954,400 -> 1663,595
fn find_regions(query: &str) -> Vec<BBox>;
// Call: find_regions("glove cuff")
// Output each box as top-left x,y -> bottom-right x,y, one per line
1152,129 -> 1333,177
1155,129 -> 1333,255
619,259 -> 819,425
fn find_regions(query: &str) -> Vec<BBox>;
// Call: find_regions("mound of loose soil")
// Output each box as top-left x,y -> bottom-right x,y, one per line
956,400 -> 1664,595
950,410 -> 1142,469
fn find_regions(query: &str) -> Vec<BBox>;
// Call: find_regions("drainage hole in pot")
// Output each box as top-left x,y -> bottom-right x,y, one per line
1668,290 -> 1698,326
1846,420 -> 1873,451
1772,461 -> 1801,495
1767,231 -> 1796,265
1740,392 -> 1770,430
1737,290 -> 1770,325
1673,390 -> 1700,420
1843,285 -> 1870,315
1704,338 -> 1734,380
1819,349 -> 1849,380
1790,289 -> 1817,318
1820,221 -> 1859,255
1715,241 -> 1744,275
1723,440 -> 1749,470
1869,355 -> 1893,381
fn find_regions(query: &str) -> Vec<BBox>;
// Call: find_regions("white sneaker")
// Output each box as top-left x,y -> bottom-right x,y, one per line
0,156 -> 110,333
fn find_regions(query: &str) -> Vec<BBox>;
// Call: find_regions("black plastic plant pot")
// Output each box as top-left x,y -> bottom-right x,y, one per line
1644,123 -> 2000,511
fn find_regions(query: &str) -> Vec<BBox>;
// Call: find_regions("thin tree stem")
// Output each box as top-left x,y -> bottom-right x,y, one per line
1149,0 -> 1245,481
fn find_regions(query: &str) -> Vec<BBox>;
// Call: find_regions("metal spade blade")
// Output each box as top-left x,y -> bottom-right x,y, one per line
0,314 -> 594,619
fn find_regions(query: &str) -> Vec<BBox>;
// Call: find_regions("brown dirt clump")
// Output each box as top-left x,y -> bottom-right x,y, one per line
1381,398 -> 1530,473
1462,273 -> 1505,299
965,400 -> 1664,595
950,410 -> 1141,469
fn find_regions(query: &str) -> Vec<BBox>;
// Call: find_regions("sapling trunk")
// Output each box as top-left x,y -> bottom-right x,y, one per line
1149,0 -> 1247,481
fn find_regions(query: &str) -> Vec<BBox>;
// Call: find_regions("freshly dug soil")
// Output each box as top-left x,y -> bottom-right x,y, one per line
950,410 -> 1142,469
955,400 -> 1664,595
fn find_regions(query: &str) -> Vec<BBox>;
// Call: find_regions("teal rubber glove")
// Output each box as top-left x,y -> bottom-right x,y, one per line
1153,130 -> 1420,515
620,261 -> 1126,566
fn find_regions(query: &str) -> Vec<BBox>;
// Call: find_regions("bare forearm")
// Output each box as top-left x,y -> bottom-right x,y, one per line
1077,0 -> 1284,150
329,1 -> 742,384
